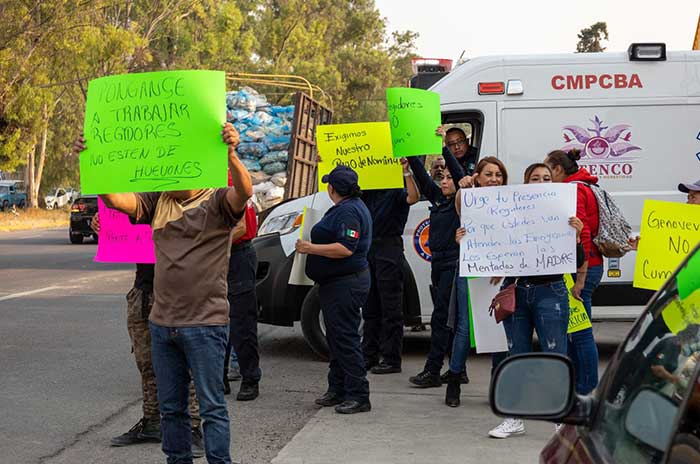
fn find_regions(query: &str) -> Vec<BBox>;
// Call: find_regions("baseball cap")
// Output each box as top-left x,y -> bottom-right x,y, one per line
321,165 -> 359,195
678,180 -> 700,193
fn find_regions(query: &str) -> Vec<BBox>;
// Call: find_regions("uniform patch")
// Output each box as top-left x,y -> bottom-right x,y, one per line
346,229 -> 359,239
413,218 -> 431,262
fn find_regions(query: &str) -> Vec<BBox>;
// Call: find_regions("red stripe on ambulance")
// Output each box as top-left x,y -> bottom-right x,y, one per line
551,73 -> 643,90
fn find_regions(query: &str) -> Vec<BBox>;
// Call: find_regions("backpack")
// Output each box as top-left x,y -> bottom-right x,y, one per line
574,181 -> 632,258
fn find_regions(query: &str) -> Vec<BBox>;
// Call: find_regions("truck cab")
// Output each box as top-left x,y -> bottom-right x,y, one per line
253,44 -> 700,356
0,181 -> 27,211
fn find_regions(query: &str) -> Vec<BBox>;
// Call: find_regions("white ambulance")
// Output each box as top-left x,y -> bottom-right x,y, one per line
253,44 -> 700,356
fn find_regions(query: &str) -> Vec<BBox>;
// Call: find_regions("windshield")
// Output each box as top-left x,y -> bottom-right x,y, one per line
0,186 -> 8,195
590,246 -> 700,463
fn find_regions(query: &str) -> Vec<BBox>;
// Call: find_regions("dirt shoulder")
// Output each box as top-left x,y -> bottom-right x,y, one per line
0,208 -> 69,232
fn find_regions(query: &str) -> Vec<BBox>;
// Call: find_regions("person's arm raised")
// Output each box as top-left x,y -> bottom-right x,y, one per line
223,123 -> 253,214
72,135 -> 138,216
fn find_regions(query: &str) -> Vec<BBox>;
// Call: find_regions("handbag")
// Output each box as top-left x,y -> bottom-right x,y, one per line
489,283 -> 516,323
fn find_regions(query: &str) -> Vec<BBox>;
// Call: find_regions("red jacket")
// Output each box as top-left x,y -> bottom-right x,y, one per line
228,170 -> 258,244
564,168 -> 602,267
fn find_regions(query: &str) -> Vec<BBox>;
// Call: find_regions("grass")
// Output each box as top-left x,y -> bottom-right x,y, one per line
0,207 -> 70,232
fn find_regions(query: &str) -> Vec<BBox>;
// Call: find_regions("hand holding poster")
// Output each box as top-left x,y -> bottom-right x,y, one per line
564,274 -> 592,334
316,122 -> 403,191
633,200 -> 700,291
80,70 -> 227,194
459,183 -> 577,277
386,88 -> 442,158
94,198 -> 156,263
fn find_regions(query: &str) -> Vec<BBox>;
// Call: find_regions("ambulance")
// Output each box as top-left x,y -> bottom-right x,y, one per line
252,44 -> 700,356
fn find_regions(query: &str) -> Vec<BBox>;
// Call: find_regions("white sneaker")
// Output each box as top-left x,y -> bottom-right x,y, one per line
488,418 -> 525,438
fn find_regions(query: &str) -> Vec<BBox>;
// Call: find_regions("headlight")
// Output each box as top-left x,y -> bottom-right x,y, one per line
258,210 -> 304,236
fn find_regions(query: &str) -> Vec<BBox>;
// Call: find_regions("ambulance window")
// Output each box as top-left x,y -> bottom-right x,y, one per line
442,112 -> 484,159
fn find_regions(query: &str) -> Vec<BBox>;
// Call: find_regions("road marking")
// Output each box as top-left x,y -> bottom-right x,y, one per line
0,286 -> 63,302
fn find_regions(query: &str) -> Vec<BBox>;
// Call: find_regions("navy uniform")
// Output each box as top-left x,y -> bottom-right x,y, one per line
303,165 -> 373,414
361,189 -> 411,373
407,156 -> 463,387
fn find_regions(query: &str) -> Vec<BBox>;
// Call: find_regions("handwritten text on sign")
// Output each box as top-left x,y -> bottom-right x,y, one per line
80,70 -> 227,194
386,88 -> 442,158
459,183 -> 577,277
94,198 -> 156,264
316,122 -> 403,191
633,200 -> 700,291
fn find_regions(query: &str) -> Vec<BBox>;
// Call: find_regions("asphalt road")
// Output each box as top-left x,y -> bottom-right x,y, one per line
0,228 -> 633,464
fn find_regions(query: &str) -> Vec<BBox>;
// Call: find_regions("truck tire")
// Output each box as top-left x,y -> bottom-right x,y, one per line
69,232 -> 83,244
1,200 -> 7,211
300,285 -> 329,361
17,200 -> 25,209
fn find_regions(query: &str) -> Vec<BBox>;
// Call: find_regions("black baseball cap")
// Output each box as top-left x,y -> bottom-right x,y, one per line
321,165 -> 359,195
678,180 -> 700,193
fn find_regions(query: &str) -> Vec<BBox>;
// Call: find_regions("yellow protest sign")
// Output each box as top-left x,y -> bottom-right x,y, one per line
633,200 -> 700,291
316,122 -> 403,192
662,289 -> 700,334
565,274 -> 592,334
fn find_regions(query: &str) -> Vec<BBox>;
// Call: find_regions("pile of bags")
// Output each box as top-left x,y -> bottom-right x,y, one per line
226,87 -> 295,210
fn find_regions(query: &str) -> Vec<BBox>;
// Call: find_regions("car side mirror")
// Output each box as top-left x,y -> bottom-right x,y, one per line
490,353 -> 575,420
624,387 -> 678,452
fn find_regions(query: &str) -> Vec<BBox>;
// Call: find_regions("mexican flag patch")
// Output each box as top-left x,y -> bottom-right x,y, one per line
346,228 -> 359,239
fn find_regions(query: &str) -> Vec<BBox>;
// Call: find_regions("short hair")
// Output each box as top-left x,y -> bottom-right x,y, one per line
445,127 -> 467,140
474,156 -> 508,186
523,163 -> 552,183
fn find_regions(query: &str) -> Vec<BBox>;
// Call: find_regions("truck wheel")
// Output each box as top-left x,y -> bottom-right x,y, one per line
300,285 -> 329,361
17,200 -> 25,209
1,200 -> 7,211
69,232 -> 83,244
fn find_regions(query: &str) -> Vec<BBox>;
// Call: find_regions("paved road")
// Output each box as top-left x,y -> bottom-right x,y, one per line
0,228 -> 632,463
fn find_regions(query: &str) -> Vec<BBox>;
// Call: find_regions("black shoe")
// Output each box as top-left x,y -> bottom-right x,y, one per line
223,375 -> 231,395
364,358 -> 379,371
335,400 -> 371,414
409,370 -> 441,388
315,391 -> 344,407
237,381 -> 259,401
440,370 -> 470,385
445,371 -> 462,408
370,362 -> 402,375
191,426 -> 204,459
110,417 -> 161,447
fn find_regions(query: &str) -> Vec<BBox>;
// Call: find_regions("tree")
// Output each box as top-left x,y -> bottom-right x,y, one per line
576,22 -> 609,53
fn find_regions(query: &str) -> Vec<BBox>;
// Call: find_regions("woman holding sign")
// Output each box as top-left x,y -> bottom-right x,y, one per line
295,165 -> 373,414
486,163 -> 587,439
545,149 -> 602,396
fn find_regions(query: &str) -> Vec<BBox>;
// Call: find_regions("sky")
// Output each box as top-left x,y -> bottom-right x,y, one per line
375,0 -> 700,64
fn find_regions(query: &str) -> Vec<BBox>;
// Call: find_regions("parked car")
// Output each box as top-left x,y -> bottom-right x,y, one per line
491,243 -> 700,464
69,195 -> 98,244
0,180 -> 27,211
45,187 -> 72,210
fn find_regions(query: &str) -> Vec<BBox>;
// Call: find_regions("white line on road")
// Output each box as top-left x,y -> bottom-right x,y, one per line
0,286 -> 63,302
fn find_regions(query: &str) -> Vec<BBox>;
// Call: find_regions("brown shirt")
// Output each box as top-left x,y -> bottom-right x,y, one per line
133,189 -> 242,327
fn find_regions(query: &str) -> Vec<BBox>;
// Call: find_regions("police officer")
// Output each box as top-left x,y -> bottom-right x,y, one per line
295,165 -> 373,414
361,159 -> 419,374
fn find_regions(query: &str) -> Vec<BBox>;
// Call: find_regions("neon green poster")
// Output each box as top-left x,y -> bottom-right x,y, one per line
386,87 -> 442,158
79,70 -> 227,194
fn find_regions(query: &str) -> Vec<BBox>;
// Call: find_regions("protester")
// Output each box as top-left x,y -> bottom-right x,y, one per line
75,122 -> 252,464
89,215 -> 205,457
486,162 -> 587,439
224,195 -> 261,401
545,149 -> 601,395
406,151 -> 463,389
430,157 -> 446,183
448,156 -> 509,407
295,165 -> 373,414
443,127 -> 478,176
361,161 -> 419,375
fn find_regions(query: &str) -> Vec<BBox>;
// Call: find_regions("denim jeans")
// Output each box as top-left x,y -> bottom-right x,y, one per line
502,280 -> 569,357
568,264 -> 603,395
150,323 -> 231,464
449,275 -> 469,374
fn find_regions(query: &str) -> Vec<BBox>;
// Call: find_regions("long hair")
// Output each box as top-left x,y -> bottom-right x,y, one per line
523,163 -> 552,183
545,149 -> 581,176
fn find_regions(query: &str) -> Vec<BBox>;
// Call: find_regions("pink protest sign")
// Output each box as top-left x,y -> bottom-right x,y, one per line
94,198 -> 156,263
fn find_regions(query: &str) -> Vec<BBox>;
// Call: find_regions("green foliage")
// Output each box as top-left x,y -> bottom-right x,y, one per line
0,0 -> 417,195
576,21 -> 609,53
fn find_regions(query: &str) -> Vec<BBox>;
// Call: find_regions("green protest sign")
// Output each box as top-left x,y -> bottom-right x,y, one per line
678,251 -> 700,300
79,70 -> 227,194
386,87 -> 442,158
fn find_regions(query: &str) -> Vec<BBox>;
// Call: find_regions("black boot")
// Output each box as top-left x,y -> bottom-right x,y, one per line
110,417 -> 161,446
223,372 -> 231,395
445,371 -> 461,408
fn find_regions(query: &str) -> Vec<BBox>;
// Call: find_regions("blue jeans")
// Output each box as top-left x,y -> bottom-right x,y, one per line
568,264 -> 603,394
150,323 -> 231,464
502,280 -> 569,356
449,276 -> 469,374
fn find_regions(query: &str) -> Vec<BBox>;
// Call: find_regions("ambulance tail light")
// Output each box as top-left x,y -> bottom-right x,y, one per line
478,82 -> 505,95
628,43 -> 666,61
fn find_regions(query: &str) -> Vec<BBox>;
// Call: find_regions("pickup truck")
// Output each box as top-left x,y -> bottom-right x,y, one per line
0,181 -> 27,211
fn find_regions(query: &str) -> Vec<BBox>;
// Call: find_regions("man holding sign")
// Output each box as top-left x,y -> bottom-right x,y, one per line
74,121 -> 251,464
